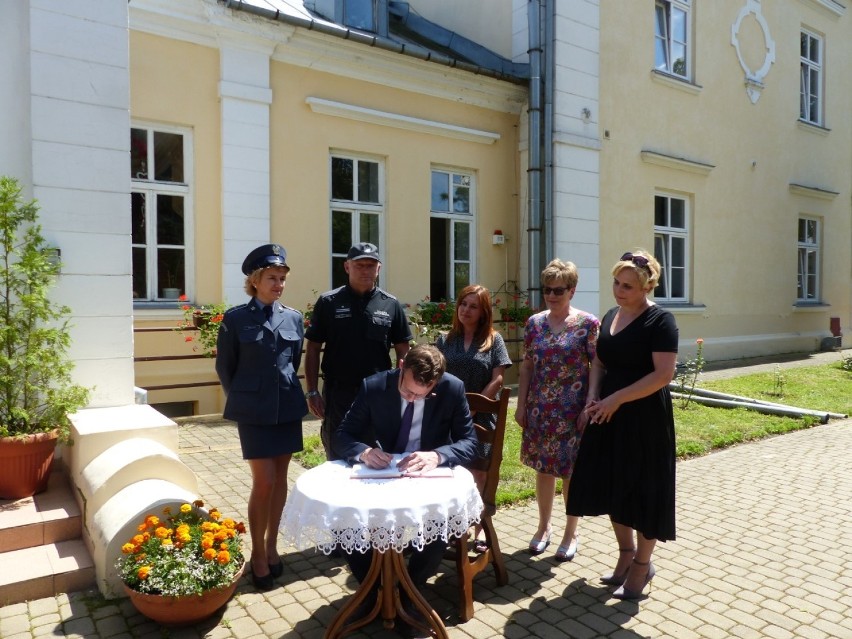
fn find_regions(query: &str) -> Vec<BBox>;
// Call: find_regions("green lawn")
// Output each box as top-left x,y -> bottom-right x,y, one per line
295,362 -> 851,506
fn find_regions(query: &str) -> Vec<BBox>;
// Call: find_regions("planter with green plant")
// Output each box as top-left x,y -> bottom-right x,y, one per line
0,176 -> 91,499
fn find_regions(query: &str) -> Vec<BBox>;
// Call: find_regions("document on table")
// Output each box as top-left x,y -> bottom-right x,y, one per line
350,454 -> 455,479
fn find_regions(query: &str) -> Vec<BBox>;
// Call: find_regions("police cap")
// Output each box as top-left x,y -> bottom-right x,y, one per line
346,242 -> 382,263
241,244 -> 290,275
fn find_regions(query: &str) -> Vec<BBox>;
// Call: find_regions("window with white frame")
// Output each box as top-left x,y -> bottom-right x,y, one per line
430,168 -> 474,301
131,125 -> 192,302
654,0 -> 690,79
653,194 -> 688,302
330,154 -> 383,288
800,30 -> 823,125
797,217 -> 820,301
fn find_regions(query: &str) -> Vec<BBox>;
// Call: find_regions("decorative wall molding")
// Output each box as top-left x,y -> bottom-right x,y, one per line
796,0 -> 846,18
731,0 -> 776,104
640,150 -> 715,175
789,183 -> 839,200
305,97 -> 501,144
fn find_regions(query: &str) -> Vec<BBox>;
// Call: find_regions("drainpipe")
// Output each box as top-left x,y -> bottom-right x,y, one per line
542,0 -> 554,267
527,0 -> 543,310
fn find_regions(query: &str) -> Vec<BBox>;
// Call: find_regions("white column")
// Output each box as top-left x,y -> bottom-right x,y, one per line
28,0 -> 135,407
219,43 -> 274,305
551,0 -> 601,314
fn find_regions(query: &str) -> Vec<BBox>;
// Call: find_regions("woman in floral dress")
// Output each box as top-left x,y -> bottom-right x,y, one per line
515,259 -> 599,561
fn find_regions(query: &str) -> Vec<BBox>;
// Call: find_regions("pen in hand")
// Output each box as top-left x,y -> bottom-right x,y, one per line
374,440 -> 384,451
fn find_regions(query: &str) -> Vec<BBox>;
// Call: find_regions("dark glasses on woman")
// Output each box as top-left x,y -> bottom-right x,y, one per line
543,286 -> 568,296
620,252 -> 650,269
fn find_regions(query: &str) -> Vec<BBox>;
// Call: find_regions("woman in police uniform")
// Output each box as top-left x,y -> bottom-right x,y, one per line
215,244 -> 308,591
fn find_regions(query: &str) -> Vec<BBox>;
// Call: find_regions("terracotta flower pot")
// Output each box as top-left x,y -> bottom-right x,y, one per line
123,561 -> 245,626
0,430 -> 59,499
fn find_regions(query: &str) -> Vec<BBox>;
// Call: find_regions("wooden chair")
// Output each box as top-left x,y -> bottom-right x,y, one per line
446,388 -> 511,622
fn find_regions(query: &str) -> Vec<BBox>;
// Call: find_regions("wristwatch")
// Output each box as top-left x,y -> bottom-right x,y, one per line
305,390 -> 320,399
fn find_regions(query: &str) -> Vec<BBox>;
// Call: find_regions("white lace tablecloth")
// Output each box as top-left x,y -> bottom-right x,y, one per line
281,461 -> 483,554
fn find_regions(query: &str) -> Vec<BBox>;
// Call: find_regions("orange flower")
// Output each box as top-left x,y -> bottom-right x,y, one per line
132,534 -> 145,545
121,543 -> 136,554
201,537 -> 214,550
180,503 -> 192,514
203,548 -> 217,561
137,523 -> 147,532
154,527 -> 171,539
145,515 -> 159,527
184,336 -> 193,342
178,294 -> 188,301
209,509 -> 221,520
137,566 -> 151,580
216,550 -> 230,564
161,538 -> 173,547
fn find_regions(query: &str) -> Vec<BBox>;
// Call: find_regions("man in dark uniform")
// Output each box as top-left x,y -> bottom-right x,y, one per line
305,242 -> 412,459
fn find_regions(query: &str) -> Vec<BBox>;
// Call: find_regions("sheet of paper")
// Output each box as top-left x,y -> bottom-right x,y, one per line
350,454 -> 455,479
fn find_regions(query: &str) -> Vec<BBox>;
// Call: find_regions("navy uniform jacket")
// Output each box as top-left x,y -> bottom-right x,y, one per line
333,368 -> 479,467
215,298 -> 308,424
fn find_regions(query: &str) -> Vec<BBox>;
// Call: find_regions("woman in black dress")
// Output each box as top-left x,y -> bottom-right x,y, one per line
567,250 -> 678,599
215,244 -> 308,591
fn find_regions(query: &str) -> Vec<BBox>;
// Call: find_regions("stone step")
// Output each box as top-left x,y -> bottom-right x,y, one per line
0,472 -> 95,605
0,472 -> 82,554
0,539 -> 95,605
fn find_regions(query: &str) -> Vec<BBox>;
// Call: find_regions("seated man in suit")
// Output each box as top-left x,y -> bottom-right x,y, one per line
333,344 -> 480,588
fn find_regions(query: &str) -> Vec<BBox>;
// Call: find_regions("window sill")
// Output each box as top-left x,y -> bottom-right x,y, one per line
793,302 -> 830,312
658,303 -> 706,314
650,70 -> 702,95
797,119 -> 830,136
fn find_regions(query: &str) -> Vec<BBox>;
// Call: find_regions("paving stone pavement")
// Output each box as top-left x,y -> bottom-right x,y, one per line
2,351 -> 851,639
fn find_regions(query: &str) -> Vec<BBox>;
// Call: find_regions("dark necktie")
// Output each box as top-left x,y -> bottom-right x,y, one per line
263,305 -> 273,323
393,401 -> 414,453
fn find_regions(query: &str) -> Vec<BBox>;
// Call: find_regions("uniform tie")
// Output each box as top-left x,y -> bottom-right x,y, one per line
393,401 -> 414,453
263,304 -> 273,323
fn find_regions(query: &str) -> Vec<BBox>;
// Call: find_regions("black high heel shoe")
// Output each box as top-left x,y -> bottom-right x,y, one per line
599,547 -> 635,586
251,563 -> 275,591
268,557 -> 284,579
612,559 -> 655,600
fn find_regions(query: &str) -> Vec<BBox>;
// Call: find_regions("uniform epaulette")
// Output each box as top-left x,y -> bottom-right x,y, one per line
223,304 -> 247,316
282,305 -> 302,315
376,287 -> 397,300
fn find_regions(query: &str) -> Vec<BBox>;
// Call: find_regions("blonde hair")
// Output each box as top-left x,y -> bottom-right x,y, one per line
540,259 -> 578,289
612,249 -> 660,289
243,265 -> 289,296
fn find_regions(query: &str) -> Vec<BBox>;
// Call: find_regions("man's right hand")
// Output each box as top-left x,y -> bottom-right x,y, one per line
307,394 -> 325,418
360,447 -> 393,469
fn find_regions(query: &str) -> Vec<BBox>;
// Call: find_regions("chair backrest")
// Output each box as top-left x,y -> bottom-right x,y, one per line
464,388 -> 511,517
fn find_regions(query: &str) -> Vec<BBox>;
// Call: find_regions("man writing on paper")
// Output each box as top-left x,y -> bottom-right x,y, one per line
333,344 -> 479,588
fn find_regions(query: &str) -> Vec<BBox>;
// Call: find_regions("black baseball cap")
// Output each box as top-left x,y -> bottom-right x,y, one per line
241,244 -> 289,275
346,242 -> 382,263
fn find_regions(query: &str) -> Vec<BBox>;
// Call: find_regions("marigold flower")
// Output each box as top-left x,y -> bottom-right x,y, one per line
137,523 -> 147,532
154,527 -> 171,539
121,543 -> 136,554
132,534 -> 145,545
180,504 -> 192,514
209,509 -> 221,520
217,550 -> 230,564
222,519 -> 236,529
176,524 -> 190,535
236,522 -> 246,534
178,533 -> 191,543
145,515 -> 159,527
193,499 -> 204,508
201,537 -> 214,549
137,566 -> 151,580
203,548 -> 217,561
220,542 -> 229,550
161,538 -> 173,547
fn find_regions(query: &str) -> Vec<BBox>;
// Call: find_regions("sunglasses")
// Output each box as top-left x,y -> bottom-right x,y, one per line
543,286 -> 568,296
620,252 -> 650,269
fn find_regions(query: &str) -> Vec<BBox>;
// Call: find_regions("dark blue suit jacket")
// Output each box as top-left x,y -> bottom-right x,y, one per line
333,368 -> 479,466
215,298 -> 308,424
